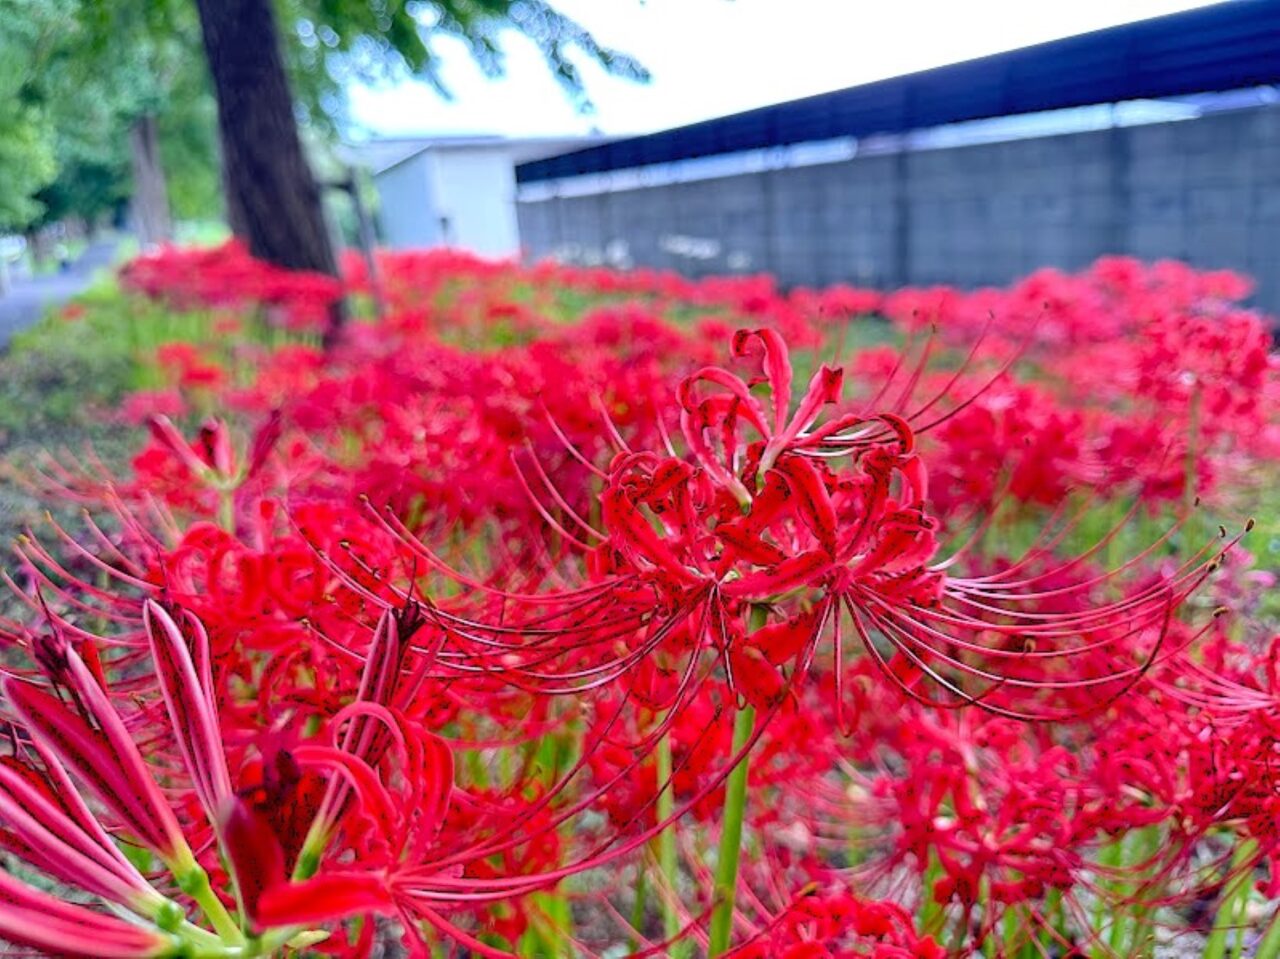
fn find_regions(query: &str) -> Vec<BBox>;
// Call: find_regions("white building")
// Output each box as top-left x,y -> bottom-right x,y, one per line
359,135 -> 606,257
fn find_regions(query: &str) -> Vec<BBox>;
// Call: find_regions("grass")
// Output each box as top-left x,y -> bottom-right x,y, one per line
0,275 -> 146,579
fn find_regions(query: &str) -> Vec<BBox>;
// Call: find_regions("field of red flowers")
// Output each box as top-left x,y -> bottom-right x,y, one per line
0,242 -> 1276,958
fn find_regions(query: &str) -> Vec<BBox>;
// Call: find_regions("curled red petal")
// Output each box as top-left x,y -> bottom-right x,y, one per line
732,327 -> 793,435
773,455 -> 838,557
255,871 -> 393,928
219,794 -> 287,929
722,549 -> 833,599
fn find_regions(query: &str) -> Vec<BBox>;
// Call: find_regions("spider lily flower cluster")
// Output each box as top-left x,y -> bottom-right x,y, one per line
365,326 -> 1227,738
8,600 -> 461,958
0,245 -> 1275,957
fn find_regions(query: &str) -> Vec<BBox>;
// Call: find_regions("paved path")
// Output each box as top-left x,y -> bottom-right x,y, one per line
0,238 -> 120,348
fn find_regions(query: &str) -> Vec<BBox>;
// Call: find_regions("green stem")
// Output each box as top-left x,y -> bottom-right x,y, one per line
979,877 -> 997,958
177,862 -> 244,946
1090,836 -> 1122,959
1002,903 -> 1022,956
528,889 -> 568,957
179,927 -> 226,953
628,862 -> 648,955
1255,905 -> 1280,959
1229,864 -> 1253,959
1205,838 -> 1258,959
655,728 -> 687,958
1041,887 -> 1065,953
920,848 -> 945,938
706,701 -> 756,958
214,482 -> 236,533
704,604 -> 770,956
1109,826 -> 1157,956
706,604 -> 767,959
292,829 -> 325,881
1128,826 -> 1161,959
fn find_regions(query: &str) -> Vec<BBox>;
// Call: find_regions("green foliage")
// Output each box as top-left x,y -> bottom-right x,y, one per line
0,0 -> 646,235
282,0 -> 650,129
29,81 -> 133,229
0,0 -> 221,232
157,66 -> 222,221
0,118 -> 57,229
0,280 -> 135,445
57,1 -> 221,225
0,334 -> 133,440
0,1 -> 62,228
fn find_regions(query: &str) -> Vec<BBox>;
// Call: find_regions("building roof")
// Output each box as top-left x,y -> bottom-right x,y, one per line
347,134 -> 617,176
517,0 -> 1280,184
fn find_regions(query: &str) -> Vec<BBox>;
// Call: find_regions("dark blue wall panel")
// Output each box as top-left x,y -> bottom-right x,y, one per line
517,0 -> 1280,183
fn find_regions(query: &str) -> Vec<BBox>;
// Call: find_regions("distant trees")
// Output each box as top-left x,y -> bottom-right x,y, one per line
0,3 -> 62,231
2,0 -> 646,337
0,0 -> 220,244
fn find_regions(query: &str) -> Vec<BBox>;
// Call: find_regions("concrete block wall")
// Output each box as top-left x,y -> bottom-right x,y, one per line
516,104 -> 1280,314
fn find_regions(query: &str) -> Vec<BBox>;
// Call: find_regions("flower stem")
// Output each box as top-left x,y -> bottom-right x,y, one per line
1205,838 -> 1257,959
177,862 -> 244,946
1089,835 -> 1122,958
1109,825 -> 1158,955
920,847 -> 945,938
655,726 -> 686,958
707,603 -> 766,959
706,702 -> 755,958
628,861 -> 648,955
1255,905 -> 1280,959
216,487 -> 235,533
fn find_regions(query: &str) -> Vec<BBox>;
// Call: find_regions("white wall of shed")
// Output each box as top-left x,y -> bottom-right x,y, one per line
426,149 -> 521,257
373,153 -> 442,249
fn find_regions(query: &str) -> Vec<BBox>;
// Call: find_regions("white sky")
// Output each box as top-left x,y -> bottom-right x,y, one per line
347,0 -> 1223,139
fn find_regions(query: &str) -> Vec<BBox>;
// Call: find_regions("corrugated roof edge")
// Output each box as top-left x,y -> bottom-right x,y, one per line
516,0 -> 1280,184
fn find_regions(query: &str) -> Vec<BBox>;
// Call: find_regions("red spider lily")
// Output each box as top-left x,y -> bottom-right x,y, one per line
143,412 -> 282,526
0,634 -> 245,951
368,326 -> 1232,727
0,599 -> 467,957
144,600 -> 233,824
121,239 -> 343,332
147,413 -> 282,490
727,886 -> 945,959
0,870 -> 179,959
6,641 -> 196,873
8,244 -> 1276,958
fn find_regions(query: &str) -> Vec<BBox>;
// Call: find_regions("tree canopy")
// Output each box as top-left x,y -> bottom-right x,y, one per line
0,2 -> 63,229
0,0 -> 646,249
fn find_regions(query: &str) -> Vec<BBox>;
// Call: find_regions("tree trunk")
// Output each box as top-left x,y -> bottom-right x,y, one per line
192,0 -> 345,344
129,115 -> 173,247
24,229 -> 43,274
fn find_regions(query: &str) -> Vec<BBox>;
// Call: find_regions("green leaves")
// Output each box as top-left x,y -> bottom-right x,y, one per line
283,0 -> 649,117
